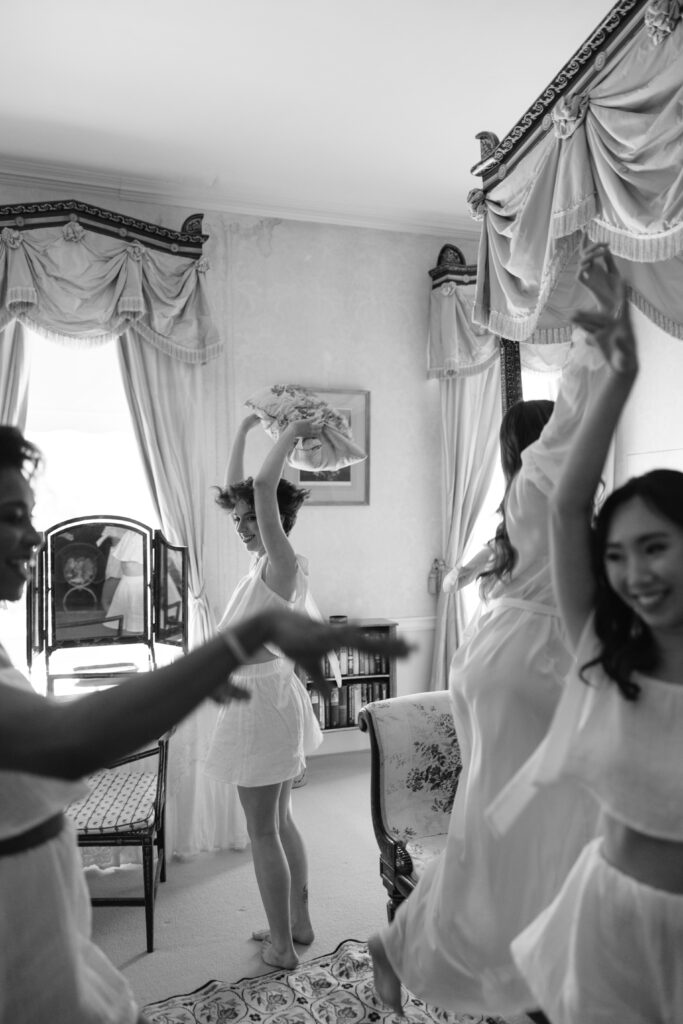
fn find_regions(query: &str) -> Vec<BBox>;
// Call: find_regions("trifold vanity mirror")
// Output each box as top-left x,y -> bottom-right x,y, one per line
27,515 -> 188,697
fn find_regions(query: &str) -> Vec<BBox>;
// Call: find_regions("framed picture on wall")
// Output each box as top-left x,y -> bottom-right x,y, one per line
283,388 -> 370,506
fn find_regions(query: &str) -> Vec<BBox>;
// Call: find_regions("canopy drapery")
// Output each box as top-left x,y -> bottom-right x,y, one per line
469,0 -> 683,343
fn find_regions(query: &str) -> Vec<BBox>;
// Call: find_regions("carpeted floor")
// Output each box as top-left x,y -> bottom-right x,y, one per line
142,938 -> 511,1024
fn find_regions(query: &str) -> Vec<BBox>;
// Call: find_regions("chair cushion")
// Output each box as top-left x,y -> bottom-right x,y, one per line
65,769 -> 158,834
405,833 -> 449,880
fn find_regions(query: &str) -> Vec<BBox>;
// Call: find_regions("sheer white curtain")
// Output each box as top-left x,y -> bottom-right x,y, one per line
117,334 -> 248,855
427,270 -> 501,691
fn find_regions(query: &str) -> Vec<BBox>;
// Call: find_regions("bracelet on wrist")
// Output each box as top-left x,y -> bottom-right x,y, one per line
221,628 -> 250,665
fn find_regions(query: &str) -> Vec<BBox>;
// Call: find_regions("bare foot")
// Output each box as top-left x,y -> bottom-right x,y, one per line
261,937 -> 299,970
368,934 -> 404,1016
251,925 -> 314,945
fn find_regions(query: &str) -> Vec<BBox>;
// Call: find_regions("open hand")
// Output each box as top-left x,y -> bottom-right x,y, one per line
572,240 -> 637,375
576,238 -> 624,316
267,610 -> 414,691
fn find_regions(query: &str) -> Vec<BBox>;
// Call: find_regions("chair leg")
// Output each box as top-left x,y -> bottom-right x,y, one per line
158,816 -> 167,884
142,840 -> 155,953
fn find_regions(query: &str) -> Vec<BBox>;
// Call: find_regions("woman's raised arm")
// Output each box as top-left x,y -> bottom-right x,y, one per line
549,244 -> 639,648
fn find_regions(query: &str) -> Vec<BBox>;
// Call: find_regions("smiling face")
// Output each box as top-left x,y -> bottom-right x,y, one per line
231,498 -> 265,556
0,467 -> 42,602
604,495 -> 683,636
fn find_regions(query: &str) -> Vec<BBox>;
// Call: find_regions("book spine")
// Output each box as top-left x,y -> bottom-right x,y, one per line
338,685 -> 348,727
329,687 -> 340,728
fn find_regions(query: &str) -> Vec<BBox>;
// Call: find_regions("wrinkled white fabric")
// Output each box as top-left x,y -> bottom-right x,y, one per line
379,338 -> 604,1016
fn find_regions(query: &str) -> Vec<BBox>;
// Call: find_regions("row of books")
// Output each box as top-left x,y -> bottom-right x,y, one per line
323,646 -> 391,679
308,680 -> 390,729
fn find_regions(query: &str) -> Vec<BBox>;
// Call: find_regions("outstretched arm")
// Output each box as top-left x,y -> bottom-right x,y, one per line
0,609 -> 413,779
443,545 -> 493,591
549,242 -> 638,649
253,419 -> 322,598
224,412 -> 262,487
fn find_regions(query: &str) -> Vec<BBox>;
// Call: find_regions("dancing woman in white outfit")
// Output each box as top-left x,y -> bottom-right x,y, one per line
503,244 -> 683,1023
206,413 -> 328,970
369,327 -> 603,1019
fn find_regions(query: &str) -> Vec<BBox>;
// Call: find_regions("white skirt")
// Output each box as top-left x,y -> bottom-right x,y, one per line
512,837 -> 683,1024
204,659 -> 323,787
0,818 -> 138,1024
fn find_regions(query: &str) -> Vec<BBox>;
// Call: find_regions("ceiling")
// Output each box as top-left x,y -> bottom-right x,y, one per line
1,0 -> 612,236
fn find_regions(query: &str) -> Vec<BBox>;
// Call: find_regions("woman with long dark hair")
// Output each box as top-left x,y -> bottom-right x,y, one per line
506,244 -> 683,1023
369,318 -> 603,1018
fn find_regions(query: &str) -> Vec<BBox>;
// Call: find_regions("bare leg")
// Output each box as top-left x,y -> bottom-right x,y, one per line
368,933 -> 403,1016
278,780 -> 315,943
251,780 -> 314,945
238,783 -> 298,969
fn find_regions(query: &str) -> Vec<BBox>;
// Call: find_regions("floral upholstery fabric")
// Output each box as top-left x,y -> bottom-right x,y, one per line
371,691 -> 461,878
65,768 -> 158,834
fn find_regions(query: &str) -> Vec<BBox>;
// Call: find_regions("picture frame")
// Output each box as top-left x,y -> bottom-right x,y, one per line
284,388 -> 370,506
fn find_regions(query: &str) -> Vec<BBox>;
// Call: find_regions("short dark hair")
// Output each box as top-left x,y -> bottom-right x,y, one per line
584,469 -> 683,700
0,425 -> 43,480
215,476 -> 310,536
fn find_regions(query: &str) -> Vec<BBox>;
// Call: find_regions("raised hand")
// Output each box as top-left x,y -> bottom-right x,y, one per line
576,238 -> 624,316
572,240 -> 637,376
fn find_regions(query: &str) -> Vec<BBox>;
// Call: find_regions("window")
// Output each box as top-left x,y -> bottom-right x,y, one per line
4,335 -> 159,671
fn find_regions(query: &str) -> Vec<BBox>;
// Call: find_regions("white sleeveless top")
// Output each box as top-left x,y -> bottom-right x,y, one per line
488,614 -> 683,842
219,553 -> 341,682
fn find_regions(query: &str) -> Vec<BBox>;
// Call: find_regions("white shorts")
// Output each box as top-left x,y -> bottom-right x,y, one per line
512,836 -> 683,1024
204,659 -> 323,787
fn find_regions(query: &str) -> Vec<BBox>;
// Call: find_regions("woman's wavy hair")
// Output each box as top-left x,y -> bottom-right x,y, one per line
0,425 -> 42,480
582,468 -> 683,701
478,400 -> 555,599
215,476 -> 310,536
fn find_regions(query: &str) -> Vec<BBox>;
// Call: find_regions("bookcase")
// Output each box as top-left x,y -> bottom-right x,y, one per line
304,618 -> 397,732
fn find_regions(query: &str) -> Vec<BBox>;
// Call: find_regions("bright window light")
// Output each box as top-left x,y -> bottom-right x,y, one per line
4,335 -> 159,671
459,366 -> 562,625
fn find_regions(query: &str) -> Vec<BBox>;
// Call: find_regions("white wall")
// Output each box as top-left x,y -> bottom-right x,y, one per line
0,180 -> 480,697
615,305 -> 683,482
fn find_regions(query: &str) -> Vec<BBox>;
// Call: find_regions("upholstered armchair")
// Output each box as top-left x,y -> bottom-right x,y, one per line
358,690 -> 462,921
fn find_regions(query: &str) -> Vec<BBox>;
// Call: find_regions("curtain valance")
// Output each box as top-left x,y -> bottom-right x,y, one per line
427,245 -> 499,378
0,200 -> 221,362
470,0 -> 683,343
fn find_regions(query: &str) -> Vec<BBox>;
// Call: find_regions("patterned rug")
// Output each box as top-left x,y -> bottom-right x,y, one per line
142,938 -> 510,1023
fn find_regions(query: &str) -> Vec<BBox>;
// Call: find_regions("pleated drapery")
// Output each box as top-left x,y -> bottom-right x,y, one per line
116,333 -> 248,855
471,2 -> 683,344
427,248 -> 501,691
0,201 -> 220,361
